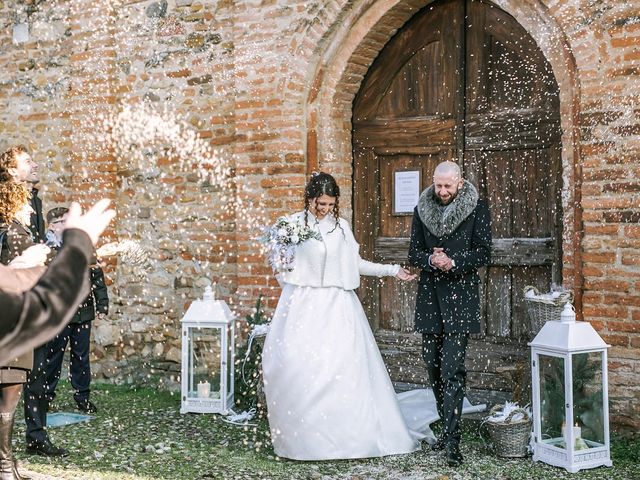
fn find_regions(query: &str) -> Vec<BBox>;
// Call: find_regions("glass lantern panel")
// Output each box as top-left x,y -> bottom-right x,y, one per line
572,352 -> 605,449
188,327 -> 222,400
539,354 -> 566,449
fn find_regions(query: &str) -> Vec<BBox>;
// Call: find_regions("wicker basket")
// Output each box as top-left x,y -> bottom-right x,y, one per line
523,286 -> 573,335
484,406 -> 532,458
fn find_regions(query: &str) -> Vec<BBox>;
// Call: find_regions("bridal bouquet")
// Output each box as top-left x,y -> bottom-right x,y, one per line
261,216 -> 320,271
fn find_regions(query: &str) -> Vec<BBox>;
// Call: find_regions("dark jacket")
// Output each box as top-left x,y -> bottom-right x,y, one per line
0,229 -> 93,364
0,220 -> 34,265
29,187 -> 46,243
49,242 -> 109,324
72,265 -> 108,323
408,181 -> 492,334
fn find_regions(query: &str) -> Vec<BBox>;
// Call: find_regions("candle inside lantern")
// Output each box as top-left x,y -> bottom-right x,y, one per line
573,424 -> 582,440
197,380 -> 211,398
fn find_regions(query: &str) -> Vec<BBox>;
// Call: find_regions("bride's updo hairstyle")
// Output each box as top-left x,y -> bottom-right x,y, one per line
304,172 -> 342,233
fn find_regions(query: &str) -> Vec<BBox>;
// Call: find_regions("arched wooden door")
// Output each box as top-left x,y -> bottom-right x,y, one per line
352,0 -> 562,392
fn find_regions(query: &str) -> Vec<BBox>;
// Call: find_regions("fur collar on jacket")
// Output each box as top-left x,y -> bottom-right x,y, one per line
417,180 -> 479,237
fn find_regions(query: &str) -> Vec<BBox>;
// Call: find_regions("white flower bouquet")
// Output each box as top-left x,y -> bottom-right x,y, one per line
262,216 -> 321,272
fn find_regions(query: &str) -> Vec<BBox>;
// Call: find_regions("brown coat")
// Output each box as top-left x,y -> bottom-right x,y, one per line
0,229 -> 92,365
0,264 -> 44,381
0,220 -> 42,380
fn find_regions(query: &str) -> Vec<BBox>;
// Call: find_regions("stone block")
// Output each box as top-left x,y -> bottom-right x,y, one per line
94,323 -> 119,347
146,0 -> 168,18
12,23 -> 28,44
153,343 -> 165,358
130,320 -> 151,333
185,33 -> 205,49
165,346 -> 182,363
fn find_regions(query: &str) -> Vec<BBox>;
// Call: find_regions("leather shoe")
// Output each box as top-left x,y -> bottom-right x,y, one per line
76,399 -> 97,414
431,436 -> 447,451
26,442 -> 69,457
446,443 -> 463,467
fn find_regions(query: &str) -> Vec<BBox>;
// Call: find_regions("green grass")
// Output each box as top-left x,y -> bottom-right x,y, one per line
12,382 -> 640,479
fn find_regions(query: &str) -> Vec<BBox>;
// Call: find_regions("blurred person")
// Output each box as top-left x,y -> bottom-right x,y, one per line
0,183 -> 66,459
0,199 -> 115,363
0,147 -> 63,457
0,179 -> 42,479
45,207 -> 109,414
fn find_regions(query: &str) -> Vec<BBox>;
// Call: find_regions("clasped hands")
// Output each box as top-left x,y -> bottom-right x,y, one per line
430,247 -> 454,272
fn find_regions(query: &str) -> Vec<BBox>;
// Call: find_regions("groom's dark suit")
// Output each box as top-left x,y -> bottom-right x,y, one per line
408,180 -> 491,451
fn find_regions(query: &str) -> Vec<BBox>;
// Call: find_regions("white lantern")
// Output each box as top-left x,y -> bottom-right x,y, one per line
180,285 -> 235,414
529,303 -> 612,473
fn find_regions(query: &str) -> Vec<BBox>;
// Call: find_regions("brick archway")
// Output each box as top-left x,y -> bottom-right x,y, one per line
305,0 -> 584,307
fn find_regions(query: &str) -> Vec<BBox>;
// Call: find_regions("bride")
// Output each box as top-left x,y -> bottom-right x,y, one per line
262,172 -> 428,460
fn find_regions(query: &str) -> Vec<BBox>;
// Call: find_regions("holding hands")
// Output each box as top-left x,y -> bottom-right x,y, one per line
430,247 -> 454,272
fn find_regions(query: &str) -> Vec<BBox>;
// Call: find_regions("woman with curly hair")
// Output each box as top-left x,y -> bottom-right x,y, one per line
262,172 -> 430,461
0,181 -> 35,265
0,178 -> 39,480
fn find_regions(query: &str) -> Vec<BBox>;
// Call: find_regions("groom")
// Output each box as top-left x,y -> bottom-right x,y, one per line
408,161 -> 491,467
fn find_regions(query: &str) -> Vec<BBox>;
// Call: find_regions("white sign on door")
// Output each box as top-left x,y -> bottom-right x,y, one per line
393,170 -> 421,215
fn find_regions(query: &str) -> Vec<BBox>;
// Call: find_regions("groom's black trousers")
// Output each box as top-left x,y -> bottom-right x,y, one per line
421,333 -> 469,446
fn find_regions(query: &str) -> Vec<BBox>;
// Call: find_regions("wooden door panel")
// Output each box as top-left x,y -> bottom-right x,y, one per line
377,42 -> 445,117
353,118 -> 456,149
465,111 -> 561,150
511,149 -> 556,237
353,147 -> 380,328
353,0 -> 463,121
466,0 -> 559,114
484,151 -> 513,238
380,277 -> 417,332
486,267 -> 511,337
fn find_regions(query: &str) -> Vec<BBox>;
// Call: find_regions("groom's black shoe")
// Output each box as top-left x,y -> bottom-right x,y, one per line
431,436 -> 447,452
446,443 -> 463,467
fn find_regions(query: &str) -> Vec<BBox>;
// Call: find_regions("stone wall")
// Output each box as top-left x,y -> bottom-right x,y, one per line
0,0 -> 638,431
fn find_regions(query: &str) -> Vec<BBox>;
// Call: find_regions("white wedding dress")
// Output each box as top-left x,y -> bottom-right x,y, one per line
262,212 -> 433,460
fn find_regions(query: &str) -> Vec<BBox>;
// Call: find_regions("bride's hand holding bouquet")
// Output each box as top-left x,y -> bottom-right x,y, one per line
261,216 -> 320,272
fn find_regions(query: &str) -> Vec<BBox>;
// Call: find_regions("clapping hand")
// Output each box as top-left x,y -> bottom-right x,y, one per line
395,267 -> 417,281
63,199 -> 116,246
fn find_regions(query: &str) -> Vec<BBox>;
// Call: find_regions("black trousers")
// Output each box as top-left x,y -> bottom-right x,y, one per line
422,332 -> 469,446
45,322 -> 92,404
23,344 -> 49,447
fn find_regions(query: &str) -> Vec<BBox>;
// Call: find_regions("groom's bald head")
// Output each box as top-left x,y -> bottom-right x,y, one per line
433,161 -> 461,180
432,161 -> 464,205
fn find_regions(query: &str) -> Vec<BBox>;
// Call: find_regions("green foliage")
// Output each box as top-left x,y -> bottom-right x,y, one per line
234,295 -> 268,413
245,294 -> 268,326
611,434 -> 640,463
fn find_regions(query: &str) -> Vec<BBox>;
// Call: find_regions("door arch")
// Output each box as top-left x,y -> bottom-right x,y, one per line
352,0 -> 563,392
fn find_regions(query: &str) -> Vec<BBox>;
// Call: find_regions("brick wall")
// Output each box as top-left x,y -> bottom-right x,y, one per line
0,0 -> 638,431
